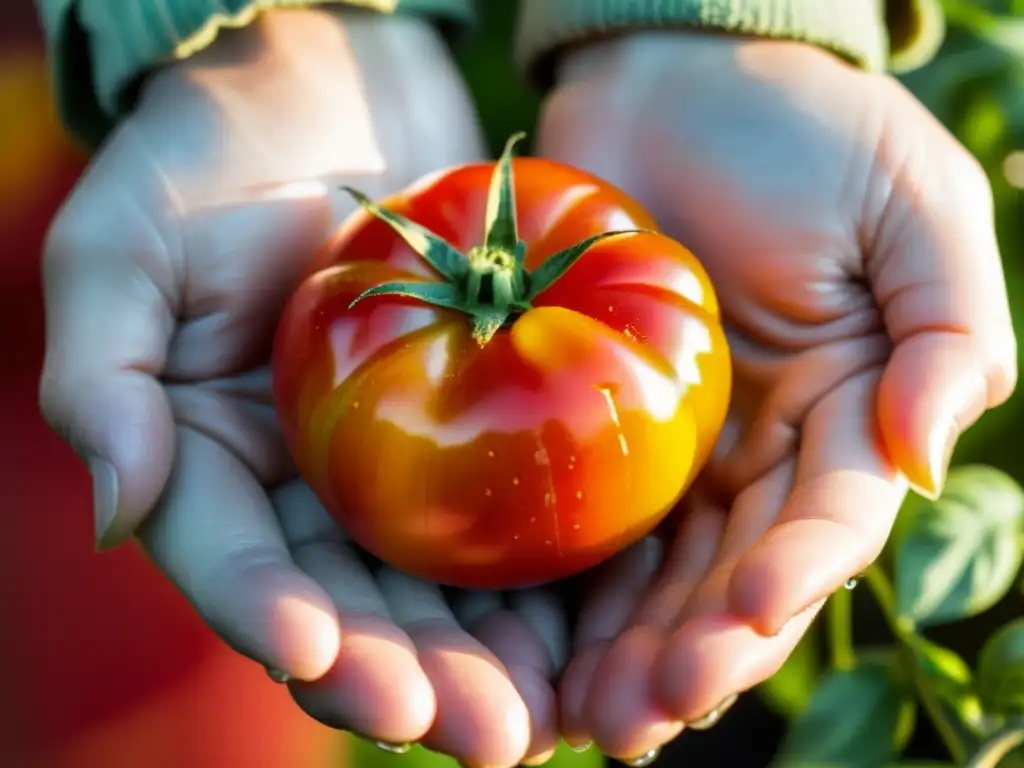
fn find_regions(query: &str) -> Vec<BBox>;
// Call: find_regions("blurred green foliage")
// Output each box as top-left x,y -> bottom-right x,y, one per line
351,2 -> 1024,766
768,465 -> 1024,767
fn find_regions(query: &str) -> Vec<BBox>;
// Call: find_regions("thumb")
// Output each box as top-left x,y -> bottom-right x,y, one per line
39,162 -> 177,550
872,111 -> 1017,499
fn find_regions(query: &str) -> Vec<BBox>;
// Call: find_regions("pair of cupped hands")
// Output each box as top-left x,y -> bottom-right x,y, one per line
39,7 -> 1016,767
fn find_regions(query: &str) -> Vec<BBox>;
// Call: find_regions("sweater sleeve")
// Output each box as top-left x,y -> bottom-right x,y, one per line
515,0 -> 946,87
36,0 -> 476,149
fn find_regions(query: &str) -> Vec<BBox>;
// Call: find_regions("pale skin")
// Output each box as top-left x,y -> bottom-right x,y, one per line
39,9 -> 1017,768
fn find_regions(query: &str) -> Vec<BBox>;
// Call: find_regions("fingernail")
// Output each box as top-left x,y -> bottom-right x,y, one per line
775,597 -> 827,637
352,734 -> 412,755
687,693 -> 738,730
569,741 -> 593,753
924,417 -> 959,500
622,748 -> 661,766
90,458 -> 120,551
265,667 -> 291,684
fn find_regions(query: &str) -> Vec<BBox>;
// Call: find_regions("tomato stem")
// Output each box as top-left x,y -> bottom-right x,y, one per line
465,246 -> 524,312
342,132 -> 654,347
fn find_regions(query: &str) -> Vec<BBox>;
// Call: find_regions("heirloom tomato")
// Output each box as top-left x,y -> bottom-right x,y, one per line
272,134 -> 731,589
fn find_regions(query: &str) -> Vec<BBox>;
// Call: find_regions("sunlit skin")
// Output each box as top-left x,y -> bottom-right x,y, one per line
273,154 -> 731,588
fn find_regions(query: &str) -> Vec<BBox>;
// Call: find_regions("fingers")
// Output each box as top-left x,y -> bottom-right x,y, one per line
136,428 -> 341,681
507,588 -> 572,675
871,98 -> 1017,497
581,506 -> 724,757
274,482 -> 537,765
453,589 -> 566,765
644,468 -> 825,721
39,164 -> 176,549
654,600 -> 824,720
273,482 -> 436,745
728,370 -> 907,634
378,572 -> 532,768
559,537 -> 664,749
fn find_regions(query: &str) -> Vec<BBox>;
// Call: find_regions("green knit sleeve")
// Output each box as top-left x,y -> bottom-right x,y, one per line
36,0 -> 477,149
515,0 -> 946,87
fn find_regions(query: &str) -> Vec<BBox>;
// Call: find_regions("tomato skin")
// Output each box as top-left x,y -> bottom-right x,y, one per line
273,158 -> 731,589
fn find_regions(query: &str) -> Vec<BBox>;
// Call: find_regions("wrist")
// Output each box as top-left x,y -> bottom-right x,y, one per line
554,31 -> 828,89
133,6 -> 479,195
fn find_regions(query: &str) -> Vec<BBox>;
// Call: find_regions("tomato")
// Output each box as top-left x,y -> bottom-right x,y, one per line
273,135 -> 731,589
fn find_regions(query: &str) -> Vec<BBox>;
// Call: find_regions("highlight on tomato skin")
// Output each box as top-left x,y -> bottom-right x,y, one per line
272,134 -> 732,589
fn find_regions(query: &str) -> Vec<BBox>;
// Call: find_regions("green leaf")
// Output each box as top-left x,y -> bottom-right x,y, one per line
978,618 -> 1024,715
895,465 -> 1024,627
483,132 -> 526,256
341,186 -> 469,283
907,635 -> 985,734
348,280 -> 466,313
760,626 -> 820,718
526,230 -> 654,301
774,659 -> 916,768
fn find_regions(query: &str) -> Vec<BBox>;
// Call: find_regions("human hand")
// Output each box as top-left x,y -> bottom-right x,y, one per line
39,9 -> 564,766
537,32 -> 1017,760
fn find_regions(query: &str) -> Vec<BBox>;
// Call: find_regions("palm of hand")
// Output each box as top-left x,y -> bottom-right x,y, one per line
536,34 -> 1013,759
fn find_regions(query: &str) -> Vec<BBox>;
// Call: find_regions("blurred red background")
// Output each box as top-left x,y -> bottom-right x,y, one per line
0,7 -> 341,766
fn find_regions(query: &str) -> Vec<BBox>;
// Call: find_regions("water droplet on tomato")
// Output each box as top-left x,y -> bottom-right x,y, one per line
607,305 -> 615,312
487,449 -> 496,458
545,540 -> 553,546
484,487 -> 493,497
575,490 -> 584,500
569,455 -> 577,463
529,516 -> 537,523
512,476 -> 520,486
351,401 -> 360,410
513,534 -> 520,541
572,523 -> 581,530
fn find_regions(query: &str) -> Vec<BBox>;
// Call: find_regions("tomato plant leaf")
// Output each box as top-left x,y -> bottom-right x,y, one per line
906,635 -> 985,739
774,659 -> 915,768
760,625 -> 820,718
483,131 -> 525,257
348,280 -> 465,313
978,618 -> 1024,715
895,465 -> 1024,627
341,186 -> 469,283
526,230 -> 654,300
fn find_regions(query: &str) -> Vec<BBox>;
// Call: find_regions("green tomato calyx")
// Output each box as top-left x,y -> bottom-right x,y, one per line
344,132 -> 649,345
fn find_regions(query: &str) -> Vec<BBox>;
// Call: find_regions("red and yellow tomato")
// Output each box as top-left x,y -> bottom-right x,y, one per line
273,137 -> 731,588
